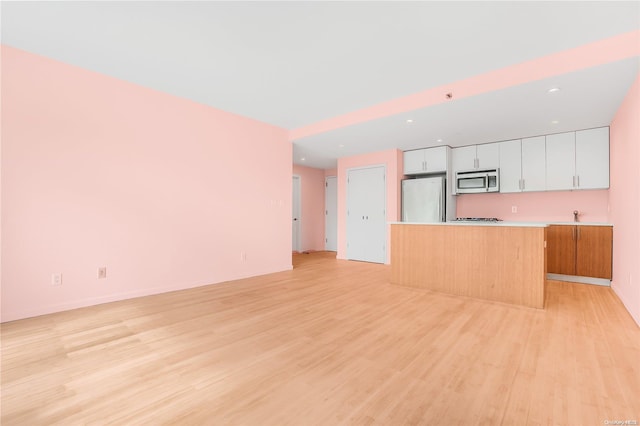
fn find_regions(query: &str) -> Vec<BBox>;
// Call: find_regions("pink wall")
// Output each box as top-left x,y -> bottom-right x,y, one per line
610,73 -> 640,327
336,149 -> 402,263
456,190 -> 610,223
292,164 -> 325,252
1,46 -> 292,322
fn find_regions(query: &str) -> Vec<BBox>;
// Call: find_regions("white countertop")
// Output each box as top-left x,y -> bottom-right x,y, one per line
390,221 -> 548,227
543,222 -> 613,226
389,221 -> 613,227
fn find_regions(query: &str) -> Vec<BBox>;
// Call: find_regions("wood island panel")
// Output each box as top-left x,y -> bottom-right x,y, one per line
391,224 -> 546,308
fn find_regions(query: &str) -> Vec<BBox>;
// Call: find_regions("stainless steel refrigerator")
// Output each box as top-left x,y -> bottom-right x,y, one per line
401,176 -> 446,222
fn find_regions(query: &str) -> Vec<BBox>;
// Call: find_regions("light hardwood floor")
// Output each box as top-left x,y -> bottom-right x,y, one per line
2,252 -> 639,425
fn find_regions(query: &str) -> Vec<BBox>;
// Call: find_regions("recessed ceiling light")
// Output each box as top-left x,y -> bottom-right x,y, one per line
548,87 -> 561,93
437,139 -> 443,143
551,120 -> 559,124
406,119 -> 413,124
338,144 -> 344,148
300,157 -> 306,161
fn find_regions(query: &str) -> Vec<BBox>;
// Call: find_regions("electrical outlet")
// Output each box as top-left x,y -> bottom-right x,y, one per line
511,206 -> 518,213
240,252 -> 247,262
51,273 -> 62,286
97,267 -> 107,279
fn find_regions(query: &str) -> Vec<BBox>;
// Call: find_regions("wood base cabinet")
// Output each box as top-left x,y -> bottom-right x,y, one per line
547,225 -> 612,279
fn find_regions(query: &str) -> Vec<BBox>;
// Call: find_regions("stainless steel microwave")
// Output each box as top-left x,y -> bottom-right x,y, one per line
455,169 -> 500,194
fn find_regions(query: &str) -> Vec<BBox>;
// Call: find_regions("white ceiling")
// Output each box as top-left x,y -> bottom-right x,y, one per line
2,1 -> 639,169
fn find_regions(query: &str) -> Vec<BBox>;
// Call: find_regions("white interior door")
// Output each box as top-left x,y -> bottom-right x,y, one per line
292,175 -> 301,252
346,166 -> 386,263
325,176 -> 337,252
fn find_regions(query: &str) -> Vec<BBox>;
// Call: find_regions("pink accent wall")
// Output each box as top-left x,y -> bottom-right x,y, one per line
336,149 -> 402,263
1,46 -> 292,322
324,168 -> 337,178
292,164 -> 325,252
291,31 -> 640,140
610,73 -> 640,327
456,190 -> 610,223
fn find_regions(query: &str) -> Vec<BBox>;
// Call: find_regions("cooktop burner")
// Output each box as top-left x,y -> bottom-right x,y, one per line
454,217 -> 503,222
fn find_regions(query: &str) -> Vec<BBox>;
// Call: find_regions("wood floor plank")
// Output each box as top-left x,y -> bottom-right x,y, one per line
2,252 -> 639,425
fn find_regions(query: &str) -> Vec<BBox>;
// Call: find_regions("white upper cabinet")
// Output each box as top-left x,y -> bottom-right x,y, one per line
452,146 -> 477,172
575,127 -> 609,189
452,143 -> 499,172
498,139 -> 522,193
476,143 -> 500,170
499,137 -> 546,193
404,150 -> 427,175
546,131 -> 576,191
409,126 -> 608,194
521,136 -> 546,192
546,127 -> 609,191
403,146 -> 448,175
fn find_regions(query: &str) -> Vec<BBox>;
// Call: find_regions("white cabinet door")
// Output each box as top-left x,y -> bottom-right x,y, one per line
546,132 -> 576,191
521,136 -> 546,192
476,143 -> 500,170
453,144 -> 499,172
452,146 -> 476,172
346,166 -> 386,263
403,150 -> 426,175
424,146 -> 448,173
404,147 -> 448,175
575,127 -> 609,189
498,139 -> 522,193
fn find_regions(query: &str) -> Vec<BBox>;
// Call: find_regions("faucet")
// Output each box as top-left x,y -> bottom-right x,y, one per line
573,210 -> 579,223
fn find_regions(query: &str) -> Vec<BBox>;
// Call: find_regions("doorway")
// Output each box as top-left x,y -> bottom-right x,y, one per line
292,175 -> 301,253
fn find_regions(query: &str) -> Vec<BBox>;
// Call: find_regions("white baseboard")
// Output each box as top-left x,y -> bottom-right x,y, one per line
546,273 -> 611,287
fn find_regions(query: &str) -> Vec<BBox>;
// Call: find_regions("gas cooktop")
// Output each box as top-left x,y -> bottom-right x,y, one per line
453,217 -> 503,222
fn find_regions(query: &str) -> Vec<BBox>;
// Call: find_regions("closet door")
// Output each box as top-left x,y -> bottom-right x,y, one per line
346,166 -> 386,263
325,176 -> 338,252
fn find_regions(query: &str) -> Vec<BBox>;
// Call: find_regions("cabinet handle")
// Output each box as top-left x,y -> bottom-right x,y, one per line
521,179 -> 525,190
572,176 -> 576,187
572,227 -> 576,240
577,227 -> 581,240
577,175 -> 580,187
424,160 -> 427,171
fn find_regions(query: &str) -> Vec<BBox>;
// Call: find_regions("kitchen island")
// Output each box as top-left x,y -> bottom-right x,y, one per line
390,222 -> 547,308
